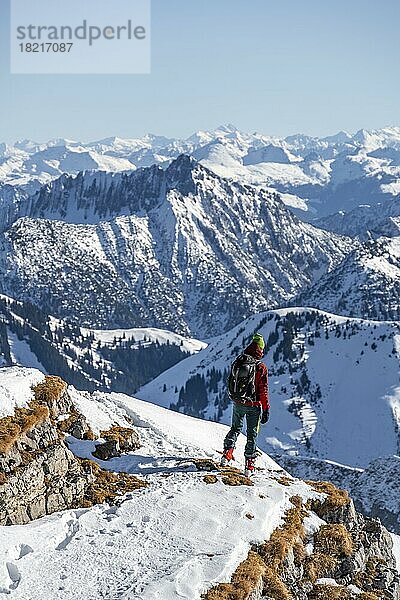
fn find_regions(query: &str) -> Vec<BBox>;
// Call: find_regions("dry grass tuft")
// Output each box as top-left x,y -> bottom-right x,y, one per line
58,408 -> 95,440
80,459 -> 147,506
0,472 -> 6,484
358,593 -> 382,600
303,552 -> 338,582
305,480 -> 349,517
308,584 -> 351,599
314,524 -> 353,557
271,475 -> 293,487
0,403 -> 49,455
193,458 -> 218,471
258,495 -> 307,573
221,472 -> 253,487
100,426 -> 135,446
202,551 -> 266,600
32,376 -> 66,411
203,475 -> 218,484
353,558 -> 386,595
263,567 -> 291,600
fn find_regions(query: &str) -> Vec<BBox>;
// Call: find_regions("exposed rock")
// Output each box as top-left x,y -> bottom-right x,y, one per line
59,410 -> 93,440
92,439 -> 121,461
0,424 -> 92,525
92,426 -> 140,461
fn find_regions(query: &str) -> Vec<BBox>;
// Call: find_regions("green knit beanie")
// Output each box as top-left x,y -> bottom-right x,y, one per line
252,332 -> 265,350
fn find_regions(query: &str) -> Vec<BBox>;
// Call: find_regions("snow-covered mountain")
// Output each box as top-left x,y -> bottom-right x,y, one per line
0,366 -> 399,598
2,124 -> 400,221
294,236 -> 400,321
316,196 -> 400,239
138,307 -> 400,468
0,294 -> 204,394
0,156 -> 350,336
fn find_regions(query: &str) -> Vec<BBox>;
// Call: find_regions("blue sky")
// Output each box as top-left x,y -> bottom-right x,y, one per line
0,0 -> 399,143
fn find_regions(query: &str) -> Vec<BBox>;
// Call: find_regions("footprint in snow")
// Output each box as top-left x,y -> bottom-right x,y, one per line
6,563 -> 21,590
16,545 -> 33,560
56,519 -> 80,551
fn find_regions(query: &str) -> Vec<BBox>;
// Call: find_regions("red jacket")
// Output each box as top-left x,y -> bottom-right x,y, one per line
244,342 -> 269,412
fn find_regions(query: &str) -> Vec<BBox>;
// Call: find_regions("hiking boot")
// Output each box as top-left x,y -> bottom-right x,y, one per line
244,456 -> 256,477
220,447 -> 234,466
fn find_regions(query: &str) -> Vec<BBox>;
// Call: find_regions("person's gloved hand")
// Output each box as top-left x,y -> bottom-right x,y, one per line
261,409 -> 269,424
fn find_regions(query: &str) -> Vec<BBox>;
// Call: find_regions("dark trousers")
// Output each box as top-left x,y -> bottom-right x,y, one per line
224,402 -> 261,458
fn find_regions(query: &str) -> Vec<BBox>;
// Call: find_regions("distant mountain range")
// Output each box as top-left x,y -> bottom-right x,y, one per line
1,124 -> 400,222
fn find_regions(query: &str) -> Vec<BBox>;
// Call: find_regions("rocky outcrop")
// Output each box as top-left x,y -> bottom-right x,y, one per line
275,454 -> 400,534
204,485 -> 399,600
0,378 -> 94,525
92,426 -> 140,461
275,494 -> 399,600
0,376 -> 142,525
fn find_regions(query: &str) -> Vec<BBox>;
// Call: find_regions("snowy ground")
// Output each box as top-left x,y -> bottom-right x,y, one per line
0,380 -> 316,599
392,535 -> 400,573
0,366 -> 44,418
81,326 -> 207,354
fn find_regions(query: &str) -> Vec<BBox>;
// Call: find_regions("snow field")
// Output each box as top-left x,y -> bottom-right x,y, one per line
0,372 -> 317,599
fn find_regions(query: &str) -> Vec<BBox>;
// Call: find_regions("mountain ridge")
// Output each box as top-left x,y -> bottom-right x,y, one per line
0,156 -> 351,335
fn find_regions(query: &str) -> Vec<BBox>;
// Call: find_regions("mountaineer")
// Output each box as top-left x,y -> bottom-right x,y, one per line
221,333 -> 269,477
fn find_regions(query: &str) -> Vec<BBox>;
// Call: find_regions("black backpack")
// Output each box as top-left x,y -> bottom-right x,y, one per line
228,354 -> 260,403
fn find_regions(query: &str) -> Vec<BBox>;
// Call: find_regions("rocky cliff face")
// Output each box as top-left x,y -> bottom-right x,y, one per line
0,377 -> 92,525
0,376 -> 142,525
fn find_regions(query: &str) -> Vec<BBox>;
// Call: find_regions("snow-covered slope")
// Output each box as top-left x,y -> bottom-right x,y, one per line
0,156 -> 350,336
138,307 -> 400,468
0,365 -> 44,417
294,236 -> 400,320
0,366 -> 316,600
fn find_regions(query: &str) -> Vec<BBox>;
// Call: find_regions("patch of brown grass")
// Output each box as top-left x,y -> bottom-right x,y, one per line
80,459 -> 147,506
353,558 -> 386,595
272,475 -> 293,486
305,480 -> 349,517
202,551 -> 266,600
0,403 -> 49,455
308,584 -> 350,599
313,524 -> 353,557
203,475 -> 218,484
58,410 -> 96,440
32,376 -> 66,412
221,472 -> 253,487
101,426 -> 134,445
0,472 -> 6,484
303,552 -> 338,582
358,593 -> 381,600
258,496 -> 307,572
263,567 -> 291,600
